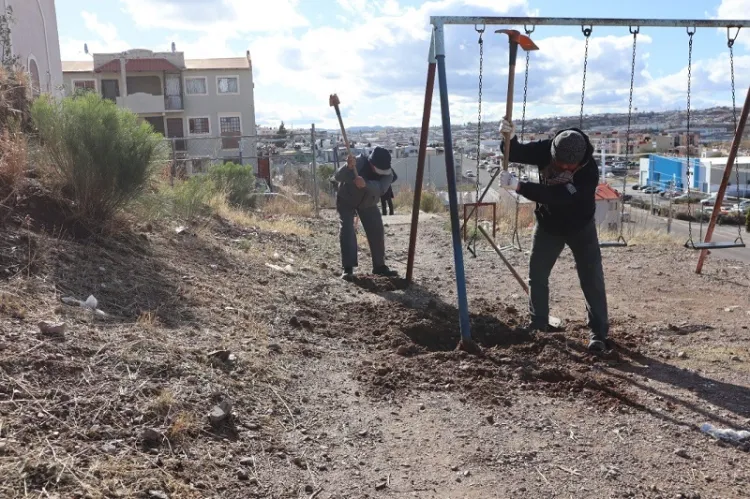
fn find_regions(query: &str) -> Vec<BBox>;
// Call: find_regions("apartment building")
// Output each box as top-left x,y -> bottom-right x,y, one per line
61,48 -> 257,170
2,0 -> 63,96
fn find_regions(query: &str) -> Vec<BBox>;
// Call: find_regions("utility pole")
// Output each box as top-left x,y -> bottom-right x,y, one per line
311,123 -> 319,217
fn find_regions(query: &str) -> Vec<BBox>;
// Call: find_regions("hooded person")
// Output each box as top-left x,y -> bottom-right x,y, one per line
333,146 -> 399,280
497,119 -> 611,353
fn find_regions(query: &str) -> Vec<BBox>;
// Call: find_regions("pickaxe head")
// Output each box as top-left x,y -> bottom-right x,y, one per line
329,93 -> 340,107
495,29 -> 539,51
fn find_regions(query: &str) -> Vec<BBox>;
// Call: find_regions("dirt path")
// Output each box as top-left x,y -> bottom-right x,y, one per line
2,209 -> 749,498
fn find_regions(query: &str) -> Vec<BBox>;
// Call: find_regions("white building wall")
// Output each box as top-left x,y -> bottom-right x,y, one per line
4,0 -> 63,96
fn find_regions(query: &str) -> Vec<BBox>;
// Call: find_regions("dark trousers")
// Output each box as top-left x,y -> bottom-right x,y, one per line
381,197 -> 394,216
338,204 -> 385,270
528,219 -> 609,339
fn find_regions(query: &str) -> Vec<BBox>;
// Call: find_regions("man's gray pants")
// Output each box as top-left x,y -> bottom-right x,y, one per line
338,204 -> 385,270
528,219 -> 609,340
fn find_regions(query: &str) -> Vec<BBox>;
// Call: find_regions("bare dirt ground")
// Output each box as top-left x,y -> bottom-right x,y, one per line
1,202 -> 750,499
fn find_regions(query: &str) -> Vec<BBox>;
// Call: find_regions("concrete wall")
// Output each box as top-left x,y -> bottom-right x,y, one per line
5,0 -> 63,96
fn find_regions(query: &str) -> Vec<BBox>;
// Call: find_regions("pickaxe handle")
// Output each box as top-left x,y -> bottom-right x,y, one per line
502,41 -> 519,172
329,93 -> 353,160
495,29 -> 538,172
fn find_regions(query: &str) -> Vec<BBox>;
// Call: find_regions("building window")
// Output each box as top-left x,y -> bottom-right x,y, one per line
73,80 -> 96,94
188,117 -> 211,135
28,57 -> 41,97
220,115 -> 242,149
185,77 -> 208,95
217,76 -> 239,95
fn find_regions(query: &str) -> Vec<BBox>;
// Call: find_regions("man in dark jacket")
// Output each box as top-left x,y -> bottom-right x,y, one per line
380,170 -> 398,216
334,146 -> 399,280
498,119 -> 610,353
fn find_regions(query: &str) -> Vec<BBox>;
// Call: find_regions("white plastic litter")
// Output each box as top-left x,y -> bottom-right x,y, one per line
700,423 -> 750,444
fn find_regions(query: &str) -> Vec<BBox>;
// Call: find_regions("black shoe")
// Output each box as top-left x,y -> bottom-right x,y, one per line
373,265 -> 398,277
341,267 -> 354,281
587,335 -> 612,353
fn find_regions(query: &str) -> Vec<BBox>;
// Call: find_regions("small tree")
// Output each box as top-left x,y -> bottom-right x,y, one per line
1,6 -> 19,70
274,121 -> 287,148
31,92 -> 166,222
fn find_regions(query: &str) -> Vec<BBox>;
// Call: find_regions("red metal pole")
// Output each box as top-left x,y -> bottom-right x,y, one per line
695,84 -> 750,274
493,203 -> 497,238
406,39 -> 437,285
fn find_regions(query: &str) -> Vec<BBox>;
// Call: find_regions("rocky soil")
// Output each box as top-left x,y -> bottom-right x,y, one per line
1,206 -> 749,498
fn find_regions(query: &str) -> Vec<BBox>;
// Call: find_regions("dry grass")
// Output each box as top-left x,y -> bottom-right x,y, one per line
211,194 -> 312,237
0,129 -> 26,192
393,187 -> 446,214
599,226 -> 681,246
261,195 -> 314,217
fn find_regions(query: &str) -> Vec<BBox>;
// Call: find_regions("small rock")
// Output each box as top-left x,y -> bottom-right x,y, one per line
292,457 -> 306,468
37,321 -> 67,337
207,350 -> 233,364
102,443 -> 117,455
209,400 -> 232,425
486,415 -> 495,425
375,481 -> 387,490
358,430 -> 368,437
731,355 -> 741,362
395,345 -> 410,356
463,470 -> 471,477
451,465 -> 459,472
418,403 -> 425,411
267,343 -> 282,353
141,428 -> 161,445
237,469 -> 249,481
304,485 -> 314,494
677,352 -> 687,359
148,491 -> 168,499
239,456 -> 254,466
674,448 -> 690,459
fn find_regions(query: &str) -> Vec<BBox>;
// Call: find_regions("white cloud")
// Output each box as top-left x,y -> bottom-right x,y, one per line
118,0 -> 308,32
713,0 -> 750,48
56,0 -> 750,129
59,11 -> 130,61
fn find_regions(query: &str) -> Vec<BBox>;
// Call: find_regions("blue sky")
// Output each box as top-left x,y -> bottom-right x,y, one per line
55,0 -> 750,129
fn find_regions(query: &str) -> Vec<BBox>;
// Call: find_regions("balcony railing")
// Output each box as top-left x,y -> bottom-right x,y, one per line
165,95 -> 183,111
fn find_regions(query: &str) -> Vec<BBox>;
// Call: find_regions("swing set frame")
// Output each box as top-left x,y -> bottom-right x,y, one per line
404,16 -> 750,345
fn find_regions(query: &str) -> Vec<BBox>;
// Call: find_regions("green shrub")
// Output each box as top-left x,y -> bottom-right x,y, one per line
30,92 -> 165,222
208,161 -> 255,207
171,175 -> 214,221
745,208 -> 750,232
420,190 -> 445,213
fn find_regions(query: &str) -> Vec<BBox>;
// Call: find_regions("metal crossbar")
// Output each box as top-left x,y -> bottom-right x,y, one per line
430,17 -> 750,28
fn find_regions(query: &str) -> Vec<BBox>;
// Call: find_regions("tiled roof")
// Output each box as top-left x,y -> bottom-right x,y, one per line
95,58 -> 182,73
63,57 -> 251,73
184,58 -> 250,70
596,183 -> 622,201
62,61 -> 93,72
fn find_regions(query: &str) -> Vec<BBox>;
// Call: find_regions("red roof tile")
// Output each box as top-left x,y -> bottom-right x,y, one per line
95,58 -> 182,73
596,183 -> 622,201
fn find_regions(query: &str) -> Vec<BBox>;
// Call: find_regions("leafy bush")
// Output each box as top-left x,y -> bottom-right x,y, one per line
171,175 -> 215,221
746,208 -> 750,233
208,161 -> 255,207
30,92 -> 165,221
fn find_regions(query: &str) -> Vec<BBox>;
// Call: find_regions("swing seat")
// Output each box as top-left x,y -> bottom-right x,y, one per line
684,240 -> 746,250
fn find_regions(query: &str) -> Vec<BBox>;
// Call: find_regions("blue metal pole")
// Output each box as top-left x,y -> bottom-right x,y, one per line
433,24 -> 472,342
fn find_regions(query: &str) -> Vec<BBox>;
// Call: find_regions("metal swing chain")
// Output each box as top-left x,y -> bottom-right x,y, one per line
728,27 -> 744,244
511,25 -> 535,250
619,26 -> 639,242
579,25 -> 592,129
469,25 -> 485,255
685,27 -> 696,247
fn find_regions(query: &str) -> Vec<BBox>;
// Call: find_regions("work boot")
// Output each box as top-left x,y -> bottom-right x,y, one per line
341,267 -> 354,281
373,265 -> 399,277
587,333 -> 611,353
